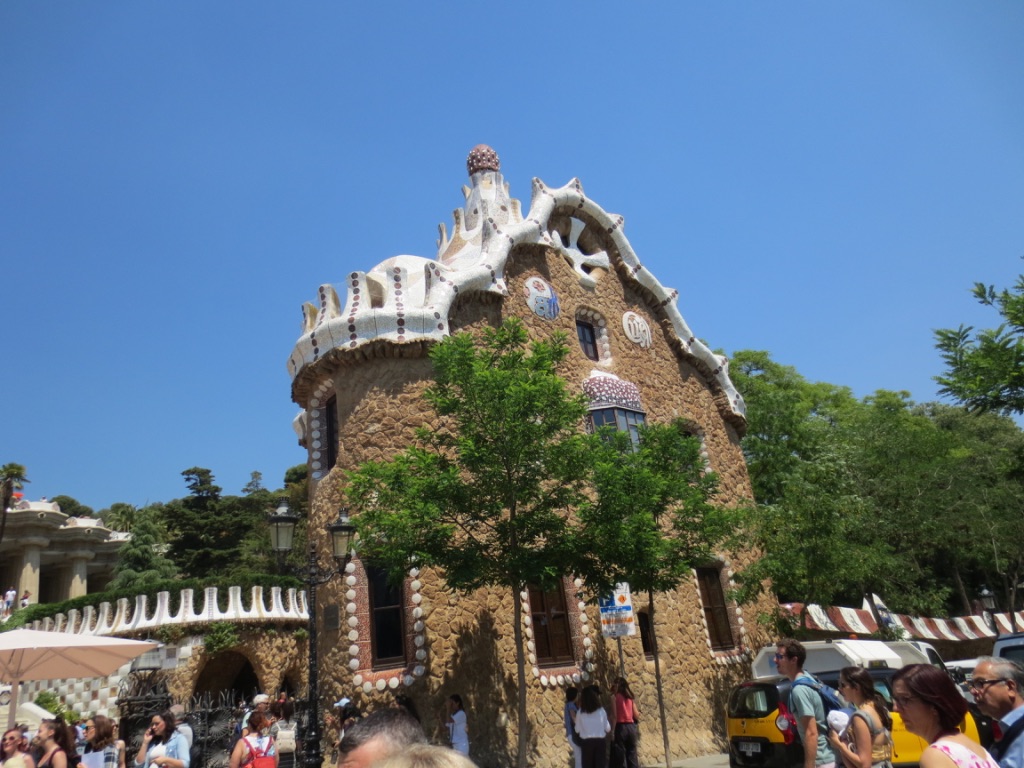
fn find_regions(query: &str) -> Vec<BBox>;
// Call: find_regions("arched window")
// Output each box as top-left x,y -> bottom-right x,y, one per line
575,309 -> 611,363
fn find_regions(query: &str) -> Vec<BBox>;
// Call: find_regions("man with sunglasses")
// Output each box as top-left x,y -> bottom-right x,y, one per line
971,657 -> 1024,768
775,639 -> 836,768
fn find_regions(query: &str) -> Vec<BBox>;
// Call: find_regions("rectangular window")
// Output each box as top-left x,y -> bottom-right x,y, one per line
696,567 -> 735,651
637,611 -> 654,659
367,566 -> 406,667
589,407 -> 646,447
528,583 -> 574,665
325,396 -> 339,470
576,320 -> 599,361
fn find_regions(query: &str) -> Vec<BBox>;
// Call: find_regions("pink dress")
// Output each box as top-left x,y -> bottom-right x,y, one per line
930,739 -> 1000,768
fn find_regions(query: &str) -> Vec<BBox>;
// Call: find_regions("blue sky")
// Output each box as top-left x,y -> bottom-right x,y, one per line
2,2 -> 1022,511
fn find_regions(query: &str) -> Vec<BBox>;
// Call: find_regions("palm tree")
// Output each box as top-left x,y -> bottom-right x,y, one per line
0,463 -> 29,546
104,502 -> 139,533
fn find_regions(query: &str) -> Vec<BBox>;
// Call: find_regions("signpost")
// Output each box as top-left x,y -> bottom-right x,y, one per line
599,583 -> 635,676
599,582 -> 636,637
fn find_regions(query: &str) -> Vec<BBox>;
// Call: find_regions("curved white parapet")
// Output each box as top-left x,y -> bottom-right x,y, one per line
26,585 -> 309,638
287,147 -> 747,431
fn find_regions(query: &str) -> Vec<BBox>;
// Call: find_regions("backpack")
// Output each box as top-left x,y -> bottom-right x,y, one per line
275,723 -> 296,754
791,675 -> 846,719
242,738 -> 275,768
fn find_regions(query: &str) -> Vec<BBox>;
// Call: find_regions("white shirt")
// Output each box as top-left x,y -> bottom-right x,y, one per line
449,710 -> 469,754
574,708 -> 610,740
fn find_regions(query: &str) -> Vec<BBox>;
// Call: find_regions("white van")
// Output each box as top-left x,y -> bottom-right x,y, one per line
993,633 -> 1024,664
752,638 -> 933,679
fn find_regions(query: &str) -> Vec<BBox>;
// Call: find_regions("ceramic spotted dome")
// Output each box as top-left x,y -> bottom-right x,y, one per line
467,144 -> 500,175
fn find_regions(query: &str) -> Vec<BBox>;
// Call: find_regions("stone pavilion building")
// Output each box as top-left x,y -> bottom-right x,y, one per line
287,146 -> 774,766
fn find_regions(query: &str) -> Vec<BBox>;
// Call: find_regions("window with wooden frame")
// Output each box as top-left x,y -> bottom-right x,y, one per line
637,610 -> 654,659
528,582 -> 574,665
367,566 -> 406,667
325,395 -> 339,470
576,320 -> 599,361
695,566 -> 735,651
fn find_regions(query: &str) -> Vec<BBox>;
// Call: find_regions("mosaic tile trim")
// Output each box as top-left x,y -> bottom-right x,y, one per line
347,564 -> 427,692
523,578 -> 593,689
582,371 -> 643,411
288,148 -> 746,429
307,380 -> 336,482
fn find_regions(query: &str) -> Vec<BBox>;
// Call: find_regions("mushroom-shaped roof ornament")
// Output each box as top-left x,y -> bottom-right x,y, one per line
467,144 -> 500,175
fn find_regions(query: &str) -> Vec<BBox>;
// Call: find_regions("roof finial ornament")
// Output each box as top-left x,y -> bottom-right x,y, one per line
467,144 -> 500,176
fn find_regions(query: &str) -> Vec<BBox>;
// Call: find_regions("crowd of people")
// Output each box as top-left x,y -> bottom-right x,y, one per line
775,638 -> 1024,768
10,646 -> 1024,768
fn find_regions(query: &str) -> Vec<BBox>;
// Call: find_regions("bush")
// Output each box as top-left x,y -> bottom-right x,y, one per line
35,691 -> 75,721
203,622 -> 240,655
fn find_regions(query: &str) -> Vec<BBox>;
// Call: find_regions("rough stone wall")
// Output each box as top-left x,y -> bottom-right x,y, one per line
165,631 -> 309,703
303,243 -> 777,767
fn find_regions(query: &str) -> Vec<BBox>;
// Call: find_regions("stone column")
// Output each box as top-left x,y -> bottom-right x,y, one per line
66,551 -> 94,599
18,536 -> 48,600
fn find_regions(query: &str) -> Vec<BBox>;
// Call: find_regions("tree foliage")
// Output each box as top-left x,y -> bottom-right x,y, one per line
159,467 -> 275,579
936,274 -> 1024,416
347,320 -> 598,768
108,508 -> 178,590
51,495 -> 93,517
731,349 -> 1024,620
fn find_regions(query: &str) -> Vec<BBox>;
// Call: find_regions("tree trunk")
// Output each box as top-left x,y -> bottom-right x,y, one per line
513,586 -> 530,768
648,589 -> 672,768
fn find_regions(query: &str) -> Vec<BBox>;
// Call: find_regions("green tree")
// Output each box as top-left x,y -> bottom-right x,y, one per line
108,509 -> 178,590
936,273 -> 1024,415
51,495 -> 94,517
580,421 -> 731,768
242,471 -> 265,495
927,405 -> 1024,621
283,464 -> 308,486
346,319 -> 594,768
160,468 -> 275,579
0,463 -> 29,546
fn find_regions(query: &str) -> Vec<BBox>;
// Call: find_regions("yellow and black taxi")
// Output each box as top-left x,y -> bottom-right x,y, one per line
727,668 -> 988,768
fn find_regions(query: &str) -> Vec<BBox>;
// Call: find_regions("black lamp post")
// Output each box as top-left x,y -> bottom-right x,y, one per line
269,500 -> 355,768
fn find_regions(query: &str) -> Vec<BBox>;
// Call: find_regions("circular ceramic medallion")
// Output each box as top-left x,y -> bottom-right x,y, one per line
622,311 -> 652,348
523,276 -> 560,320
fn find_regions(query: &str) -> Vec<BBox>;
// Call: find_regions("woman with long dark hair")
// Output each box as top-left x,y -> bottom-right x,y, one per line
892,664 -> 998,768
442,695 -> 468,756
37,719 -> 76,768
574,686 -> 610,768
134,712 -> 189,768
827,667 -> 893,768
79,717 -> 119,768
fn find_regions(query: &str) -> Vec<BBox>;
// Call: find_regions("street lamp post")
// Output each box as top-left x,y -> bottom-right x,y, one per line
269,500 -> 355,768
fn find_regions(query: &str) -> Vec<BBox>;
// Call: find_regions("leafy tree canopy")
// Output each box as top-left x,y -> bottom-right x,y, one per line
51,495 -> 94,517
936,273 -> 1024,415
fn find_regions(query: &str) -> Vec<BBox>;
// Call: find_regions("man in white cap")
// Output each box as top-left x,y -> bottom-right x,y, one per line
241,694 -> 271,738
